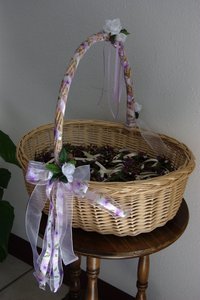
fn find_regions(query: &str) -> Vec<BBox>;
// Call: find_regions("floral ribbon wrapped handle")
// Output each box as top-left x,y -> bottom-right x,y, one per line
54,18 -> 139,162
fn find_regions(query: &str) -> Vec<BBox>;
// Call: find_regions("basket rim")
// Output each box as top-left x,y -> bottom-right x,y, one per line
17,119 -> 195,186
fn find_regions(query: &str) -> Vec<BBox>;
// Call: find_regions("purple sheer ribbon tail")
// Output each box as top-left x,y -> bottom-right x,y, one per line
85,190 -> 128,217
97,44 -> 108,106
56,182 -> 77,265
25,184 -> 47,276
111,42 -> 123,119
98,42 -> 123,119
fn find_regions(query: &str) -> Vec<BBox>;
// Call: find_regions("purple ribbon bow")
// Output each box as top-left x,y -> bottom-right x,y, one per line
25,161 -> 128,292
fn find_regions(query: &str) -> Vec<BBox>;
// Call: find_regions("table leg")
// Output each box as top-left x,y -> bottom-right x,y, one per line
67,255 -> 82,300
85,256 -> 100,300
135,255 -> 150,300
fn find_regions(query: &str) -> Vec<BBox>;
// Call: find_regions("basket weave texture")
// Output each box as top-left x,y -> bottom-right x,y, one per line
17,32 -> 195,236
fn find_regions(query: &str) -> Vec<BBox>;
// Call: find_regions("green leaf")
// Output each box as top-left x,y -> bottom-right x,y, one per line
0,201 -> 14,262
49,172 -> 63,183
59,175 -> 68,183
121,28 -> 130,35
0,168 -> 11,189
45,163 -> 61,174
59,148 -> 68,164
0,130 -> 20,167
69,159 -> 76,166
109,34 -> 116,44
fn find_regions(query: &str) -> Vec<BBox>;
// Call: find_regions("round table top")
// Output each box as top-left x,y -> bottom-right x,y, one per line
72,200 -> 189,259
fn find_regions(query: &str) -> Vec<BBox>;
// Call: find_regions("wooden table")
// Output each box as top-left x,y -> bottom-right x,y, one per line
66,200 -> 189,300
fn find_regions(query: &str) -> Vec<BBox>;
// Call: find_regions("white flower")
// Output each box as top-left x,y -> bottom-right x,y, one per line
62,163 -> 75,183
115,32 -> 127,43
134,102 -> 142,113
103,18 -> 122,35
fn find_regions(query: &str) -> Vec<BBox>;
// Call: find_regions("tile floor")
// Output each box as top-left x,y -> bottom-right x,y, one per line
0,255 -> 69,300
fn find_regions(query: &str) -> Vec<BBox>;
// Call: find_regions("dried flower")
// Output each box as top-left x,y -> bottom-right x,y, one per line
36,144 -> 174,183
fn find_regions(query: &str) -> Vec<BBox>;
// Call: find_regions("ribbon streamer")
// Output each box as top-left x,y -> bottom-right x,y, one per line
135,119 -> 170,156
98,41 -> 123,119
25,161 -> 128,292
112,41 -> 123,119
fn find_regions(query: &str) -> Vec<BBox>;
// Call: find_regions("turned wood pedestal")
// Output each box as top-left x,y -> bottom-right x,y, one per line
40,200 -> 189,300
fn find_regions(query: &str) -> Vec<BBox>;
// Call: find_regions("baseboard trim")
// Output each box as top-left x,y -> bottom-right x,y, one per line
8,233 -> 133,299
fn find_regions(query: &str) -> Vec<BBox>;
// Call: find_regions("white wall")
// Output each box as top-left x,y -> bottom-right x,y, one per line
1,1 -> 200,299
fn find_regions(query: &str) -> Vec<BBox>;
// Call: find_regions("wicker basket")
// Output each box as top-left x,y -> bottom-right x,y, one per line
17,32 -> 195,236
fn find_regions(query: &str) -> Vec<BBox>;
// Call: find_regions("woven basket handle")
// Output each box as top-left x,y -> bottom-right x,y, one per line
54,32 -> 136,162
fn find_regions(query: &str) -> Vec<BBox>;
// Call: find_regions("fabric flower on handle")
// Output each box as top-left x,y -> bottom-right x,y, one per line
103,18 -> 122,35
62,162 -> 75,182
103,18 -> 129,43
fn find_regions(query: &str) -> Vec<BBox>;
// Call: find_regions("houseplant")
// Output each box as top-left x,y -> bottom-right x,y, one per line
0,130 -> 20,262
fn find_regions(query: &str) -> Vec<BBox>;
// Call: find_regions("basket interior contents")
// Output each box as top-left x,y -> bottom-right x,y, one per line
35,143 -> 175,182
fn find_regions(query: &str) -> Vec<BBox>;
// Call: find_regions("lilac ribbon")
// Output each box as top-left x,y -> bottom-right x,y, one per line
25,161 -> 128,292
112,41 -> 123,119
98,42 -> 123,119
97,43 -> 110,106
135,119 -> 170,156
